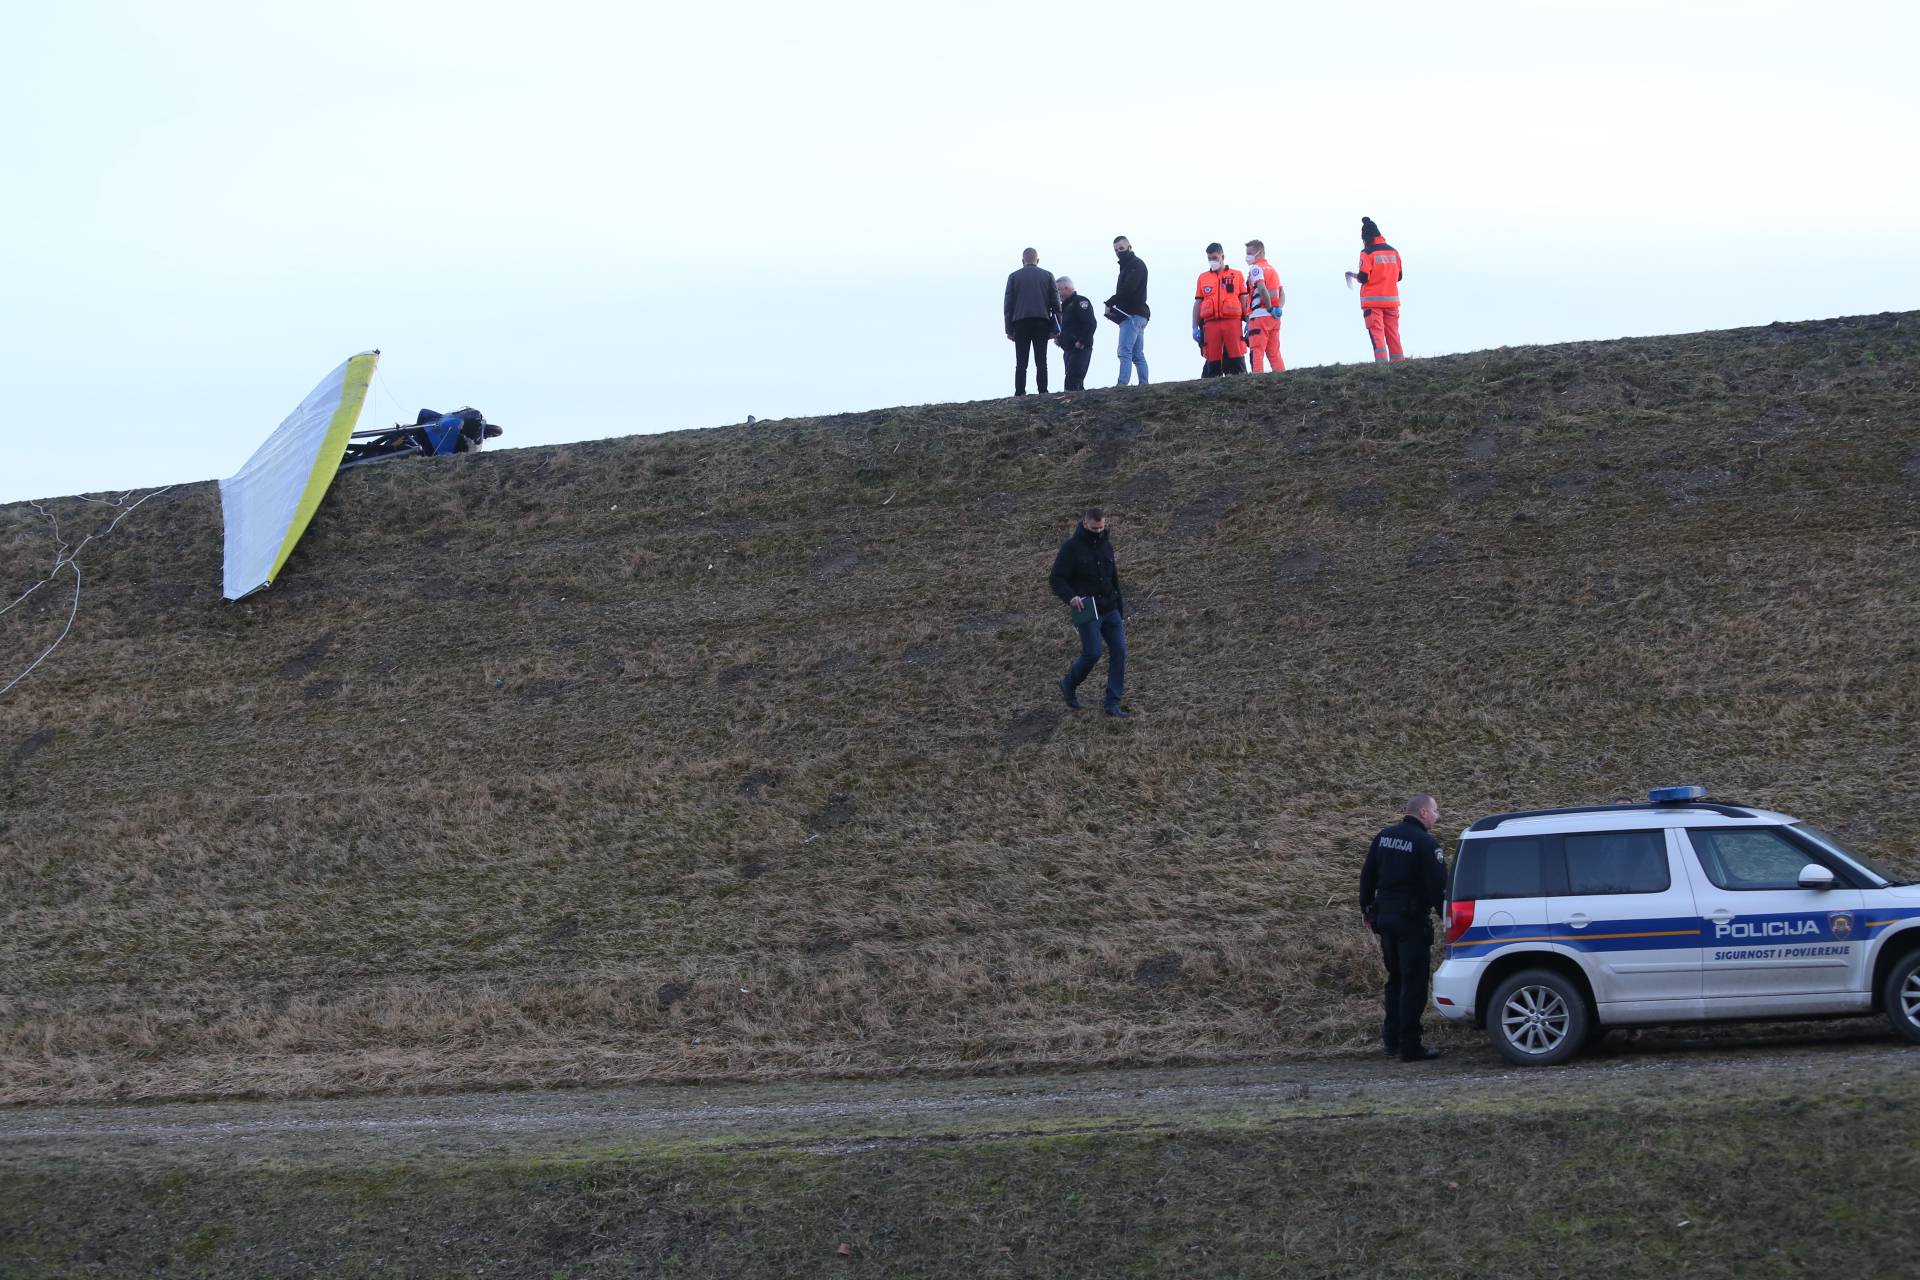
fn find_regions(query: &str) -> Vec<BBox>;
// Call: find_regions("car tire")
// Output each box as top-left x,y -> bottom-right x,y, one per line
1884,949 -> 1920,1045
1487,969 -> 1590,1067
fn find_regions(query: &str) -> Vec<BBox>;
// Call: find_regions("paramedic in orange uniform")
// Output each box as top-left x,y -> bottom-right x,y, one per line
1244,239 -> 1285,373
1345,216 -> 1403,362
1191,243 -> 1247,378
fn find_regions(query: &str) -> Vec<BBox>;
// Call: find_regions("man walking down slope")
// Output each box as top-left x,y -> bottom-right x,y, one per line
1055,277 -> 1099,392
1049,507 -> 1131,719
1344,216 -> 1405,362
1105,236 -> 1151,386
1004,248 -> 1059,396
1359,793 -> 1447,1062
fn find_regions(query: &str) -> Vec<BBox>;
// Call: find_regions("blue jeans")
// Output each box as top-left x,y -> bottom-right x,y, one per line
1116,315 -> 1149,386
1065,612 -> 1126,710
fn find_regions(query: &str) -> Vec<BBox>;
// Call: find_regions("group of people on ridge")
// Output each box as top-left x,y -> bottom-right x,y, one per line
1003,218 -> 1406,394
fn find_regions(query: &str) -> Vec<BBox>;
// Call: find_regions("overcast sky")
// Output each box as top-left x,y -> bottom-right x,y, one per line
3,0 -> 1915,504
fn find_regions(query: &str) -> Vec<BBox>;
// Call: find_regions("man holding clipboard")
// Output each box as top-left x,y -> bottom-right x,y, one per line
1049,507 -> 1131,718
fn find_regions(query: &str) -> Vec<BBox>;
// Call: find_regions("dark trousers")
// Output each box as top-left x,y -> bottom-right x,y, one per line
1064,611 -> 1125,710
1378,920 -> 1433,1054
1012,317 -> 1051,394
1061,342 -> 1091,391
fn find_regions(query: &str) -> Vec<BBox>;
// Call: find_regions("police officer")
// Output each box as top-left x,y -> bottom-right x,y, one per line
1359,793 -> 1447,1061
1054,277 -> 1098,392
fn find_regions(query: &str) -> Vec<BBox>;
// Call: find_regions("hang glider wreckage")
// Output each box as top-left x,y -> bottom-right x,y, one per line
217,351 -> 503,600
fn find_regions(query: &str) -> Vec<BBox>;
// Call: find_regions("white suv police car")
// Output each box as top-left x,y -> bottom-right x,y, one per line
1432,786 -> 1920,1065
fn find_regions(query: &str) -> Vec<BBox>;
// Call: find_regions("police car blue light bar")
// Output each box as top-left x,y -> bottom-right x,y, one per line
1649,785 -> 1708,803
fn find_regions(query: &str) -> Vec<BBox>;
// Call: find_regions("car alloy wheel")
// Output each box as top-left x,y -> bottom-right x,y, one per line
1501,984 -> 1571,1056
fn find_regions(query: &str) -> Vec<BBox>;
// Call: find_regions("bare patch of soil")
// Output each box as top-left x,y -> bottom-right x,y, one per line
716,663 -> 757,689
1336,483 -> 1384,514
1651,465 -> 1739,507
1462,427 -> 1500,463
1449,471 -> 1496,503
1132,953 -> 1183,987
277,631 -> 336,681
10,728 -> 54,765
808,794 -> 855,833
1171,486 -> 1240,535
1274,547 -> 1329,583
1546,469 -> 1599,498
1001,708 -> 1058,750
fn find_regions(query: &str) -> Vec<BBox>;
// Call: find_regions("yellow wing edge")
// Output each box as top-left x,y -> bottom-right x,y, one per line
264,351 -> 379,586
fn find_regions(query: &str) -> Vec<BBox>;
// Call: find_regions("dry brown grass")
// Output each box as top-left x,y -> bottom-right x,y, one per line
2,312 -> 1918,1104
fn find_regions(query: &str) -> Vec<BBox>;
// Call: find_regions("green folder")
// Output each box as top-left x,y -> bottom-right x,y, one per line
1070,597 -> 1100,626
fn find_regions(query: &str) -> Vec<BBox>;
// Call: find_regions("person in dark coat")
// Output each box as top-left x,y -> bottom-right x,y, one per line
1048,507 -> 1130,718
1105,236 -> 1150,386
1359,794 -> 1448,1061
1054,277 -> 1098,392
1004,247 -> 1059,396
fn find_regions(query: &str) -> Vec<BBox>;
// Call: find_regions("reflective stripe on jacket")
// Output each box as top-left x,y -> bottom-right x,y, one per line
1247,259 -> 1282,319
1358,237 -> 1401,309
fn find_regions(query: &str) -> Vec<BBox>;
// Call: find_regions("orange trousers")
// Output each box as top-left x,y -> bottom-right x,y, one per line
1248,318 -> 1283,372
1201,319 -> 1246,362
1363,307 -> 1403,361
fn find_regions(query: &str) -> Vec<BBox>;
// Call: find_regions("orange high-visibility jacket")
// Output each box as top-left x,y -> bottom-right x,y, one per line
1194,267 -> 1246,321
1247,258 -> 1282,320
1357,238 -> 1402,309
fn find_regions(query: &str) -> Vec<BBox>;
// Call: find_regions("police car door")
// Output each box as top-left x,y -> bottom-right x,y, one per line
1680,826 -> 1869,1010
1544,828 -> 1702,1010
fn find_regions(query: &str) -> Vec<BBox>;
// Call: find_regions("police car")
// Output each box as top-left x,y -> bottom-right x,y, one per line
1432,786 -> 1920,1065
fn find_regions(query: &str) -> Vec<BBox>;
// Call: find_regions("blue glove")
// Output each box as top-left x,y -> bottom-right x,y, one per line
1192,324 -> 1203,345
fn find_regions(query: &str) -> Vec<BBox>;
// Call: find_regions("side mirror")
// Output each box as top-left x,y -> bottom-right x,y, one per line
1798,864 -> 1836,891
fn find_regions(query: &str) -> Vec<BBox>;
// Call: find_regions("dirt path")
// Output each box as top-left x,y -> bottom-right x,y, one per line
7,1025 -> 1915,1174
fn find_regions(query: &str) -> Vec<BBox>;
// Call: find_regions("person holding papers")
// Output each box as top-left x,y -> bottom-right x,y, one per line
1105,236 -> 1151,386
1049,507 -> 1130,718
1345,216 -> 1405,362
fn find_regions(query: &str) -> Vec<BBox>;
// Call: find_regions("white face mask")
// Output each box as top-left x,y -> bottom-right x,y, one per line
1245,252 -> 1258,264
1208,258 -> 1223,271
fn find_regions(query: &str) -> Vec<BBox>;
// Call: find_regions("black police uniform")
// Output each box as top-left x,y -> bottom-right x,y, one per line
1359,813 -> 1447,1060
1056,291 -> 1099,391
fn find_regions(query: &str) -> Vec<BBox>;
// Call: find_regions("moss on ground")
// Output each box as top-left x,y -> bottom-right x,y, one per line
6,1078 -> 1918,1277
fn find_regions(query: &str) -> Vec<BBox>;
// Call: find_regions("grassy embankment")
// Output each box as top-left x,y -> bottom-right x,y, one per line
2,311 -> 1918,1105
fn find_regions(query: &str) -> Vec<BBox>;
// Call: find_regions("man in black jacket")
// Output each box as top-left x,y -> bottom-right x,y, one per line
1359,794 -> 1448,1061
1105,236 -> 1150,386
1048,507 -> 1130,718
1004,248 -> 1058,396
1054,277 -> 1098,392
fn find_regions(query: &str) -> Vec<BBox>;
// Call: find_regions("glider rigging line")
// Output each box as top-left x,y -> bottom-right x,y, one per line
0,485 -> 175,701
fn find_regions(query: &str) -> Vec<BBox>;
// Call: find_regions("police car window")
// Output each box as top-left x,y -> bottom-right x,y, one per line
1455,837 -> 1544,900
1563,831 -> 1669,895
1688,828 -> 1821,892
1793,823 -> 1901,887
